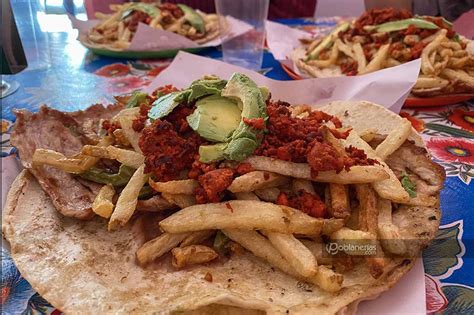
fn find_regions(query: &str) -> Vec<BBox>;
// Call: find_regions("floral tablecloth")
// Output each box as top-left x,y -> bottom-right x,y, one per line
1,6 -> 473,314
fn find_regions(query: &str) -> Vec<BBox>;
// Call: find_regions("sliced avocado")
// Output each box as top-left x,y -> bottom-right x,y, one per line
259,86 -> 270,102
198,73 -> 267,163
187,94 -> 241,142
148,90 -> 190,121
199,143 -> 227,163
121,3 -> 160,20
363,18 -> 438,33
307,22 -> 350,60
177,4 -> 205,34
126,90 -> 148,108
188,78 -> 228,102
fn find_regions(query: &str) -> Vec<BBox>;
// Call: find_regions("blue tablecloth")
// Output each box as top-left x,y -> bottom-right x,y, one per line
1,2 -> 473,314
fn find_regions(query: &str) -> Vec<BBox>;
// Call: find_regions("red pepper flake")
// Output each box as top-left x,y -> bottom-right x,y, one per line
243,117 -> 265,130
263,172 -> 270,180
225,202 -> 234,213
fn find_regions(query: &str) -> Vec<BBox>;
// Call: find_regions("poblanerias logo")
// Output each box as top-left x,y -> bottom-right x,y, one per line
325,242 -> 377,256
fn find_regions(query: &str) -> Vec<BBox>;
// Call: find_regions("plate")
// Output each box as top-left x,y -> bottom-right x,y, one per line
86,46 -> 205,59
280,64 -> 474,107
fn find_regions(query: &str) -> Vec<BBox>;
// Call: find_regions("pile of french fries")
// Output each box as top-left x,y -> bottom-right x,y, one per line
298,23 -> 474,97
87,2 -> 219,50
32,104 -> 427,293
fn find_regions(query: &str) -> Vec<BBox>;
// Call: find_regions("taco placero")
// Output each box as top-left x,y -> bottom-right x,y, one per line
293,8 -> 474,97
3,73 -> 444,314
81,2 -> 221,51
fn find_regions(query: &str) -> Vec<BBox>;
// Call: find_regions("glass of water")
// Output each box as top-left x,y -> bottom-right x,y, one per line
215,0 -> 269,70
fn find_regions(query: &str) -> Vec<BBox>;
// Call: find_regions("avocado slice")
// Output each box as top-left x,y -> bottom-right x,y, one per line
307,22 -> 350,60
198,73 -> 267,163
121,3 -> 160,20
148,90 -> 190,121
188,78 -> 228,102
187,94 -> 241,142
177,4 -> 205,34
363,18 -> 438,33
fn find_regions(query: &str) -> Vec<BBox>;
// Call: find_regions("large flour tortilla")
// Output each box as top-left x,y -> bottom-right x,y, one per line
3,101 -> 441,314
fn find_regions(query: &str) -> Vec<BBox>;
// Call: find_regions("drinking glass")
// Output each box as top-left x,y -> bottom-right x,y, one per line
215,0 -> 269,70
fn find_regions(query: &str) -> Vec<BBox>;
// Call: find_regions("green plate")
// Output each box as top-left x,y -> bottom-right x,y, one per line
87,46 -> 206,59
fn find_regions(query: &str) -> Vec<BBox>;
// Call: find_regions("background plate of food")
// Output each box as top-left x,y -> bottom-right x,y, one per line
71,2 -> 251,58
267,8 -> 474,107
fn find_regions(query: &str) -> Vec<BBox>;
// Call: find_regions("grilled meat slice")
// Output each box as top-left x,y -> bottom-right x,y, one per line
11,104 -> 123,220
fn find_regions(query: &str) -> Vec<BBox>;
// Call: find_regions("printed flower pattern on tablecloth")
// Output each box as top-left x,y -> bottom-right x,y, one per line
425,275 -> 448,314
1,248 -> 36,313
400,111 -> 425,132
448,109 -> 474,132
427,138 -> 474,165
106,76 -> 149,94
1,119 -> 16,157
95,63 -> 131,77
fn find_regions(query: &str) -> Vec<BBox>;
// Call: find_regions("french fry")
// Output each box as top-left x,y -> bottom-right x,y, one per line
225,229 -> 343,292
335,39 -> 355,59
310,265 -> 343,293
82,145 -> 145,169
355,184 -> 378,233
292,179 -> 316,195
328,184 -> 351,219
234,192 -> 260,201
359,44 -> 390,74
159,200 -> 342,235
108,165 -> 147,230
440,68 -> 474,86
148,178 -> 199,195
359,128 -> 378,143
421,29 -> 447,75
119,115 -> 142,153
180,230 -> 215,247
92,184 -> 115,218
414,76 -> 450,90
264,231 -> 318,278
222,229 -> 298,276
161,193 -> 197,209
306,43 -> 339,68
331,227 -> 376,256
377,198 -> 406,255
254,187 -> 280,202
344,131 -> 409,203
356,184 -> 386,278
172,245 -> 218,269
375,118 -> 412,160
136,232 -> 190,265
353,42 -> 367,73
246,156 -> 389,184
136,195 -> 175,212
32,149 -> 93,174
228,171 -> 290,193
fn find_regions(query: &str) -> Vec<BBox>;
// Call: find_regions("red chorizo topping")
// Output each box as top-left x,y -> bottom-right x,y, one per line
188,157 -> 218,179
235,162 -> 254,175
152,84 -> 179,98
256,101 -> 373,176
276,191 -> 326,218
196,168 -> 234,203
139,120 -> 203,181
243,117 -> 265,130
307,141 -> 344,176
354,8 -> 412,29
132,103 -> 152,132
102,120 -> 121,135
